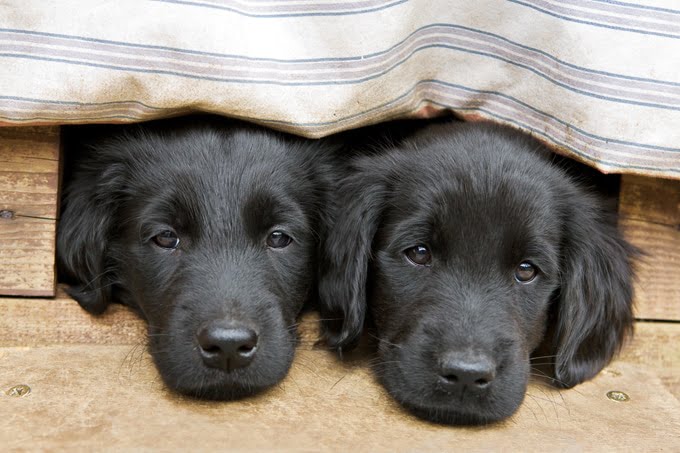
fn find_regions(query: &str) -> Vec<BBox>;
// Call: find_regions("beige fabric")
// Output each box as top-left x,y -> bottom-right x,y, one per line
1,0 -> 680,178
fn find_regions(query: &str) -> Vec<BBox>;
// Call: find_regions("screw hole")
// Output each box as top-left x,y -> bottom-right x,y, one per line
0,210 -> 15,220
606,390 -> 630,402
6,384 -> 31,397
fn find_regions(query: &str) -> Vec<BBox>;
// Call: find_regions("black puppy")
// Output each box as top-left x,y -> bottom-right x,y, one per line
319,122 -> 635,424
58,116 -> 335,399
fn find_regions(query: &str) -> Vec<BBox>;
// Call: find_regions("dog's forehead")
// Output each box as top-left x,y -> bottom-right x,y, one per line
153,127 -> 307,187
394,161 -> 553,217
126,128 -> 314,233
384,142 -> 563,248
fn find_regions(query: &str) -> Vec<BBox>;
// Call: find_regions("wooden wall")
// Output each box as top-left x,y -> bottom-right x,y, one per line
0,127 -> 60,297
619,175 -> 680,321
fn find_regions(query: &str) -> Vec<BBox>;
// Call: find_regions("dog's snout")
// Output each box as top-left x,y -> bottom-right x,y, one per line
438,351 -> 496,390
197,322 -> 259,372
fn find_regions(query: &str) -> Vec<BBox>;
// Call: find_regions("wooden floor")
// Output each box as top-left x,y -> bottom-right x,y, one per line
1,289 -> 678,451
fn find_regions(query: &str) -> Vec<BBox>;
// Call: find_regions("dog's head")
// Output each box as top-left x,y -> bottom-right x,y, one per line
319,122 -> 635,424
58,118 -> 333,399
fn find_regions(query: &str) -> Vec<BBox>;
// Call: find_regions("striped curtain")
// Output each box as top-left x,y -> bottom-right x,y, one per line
1,0 -> 679,179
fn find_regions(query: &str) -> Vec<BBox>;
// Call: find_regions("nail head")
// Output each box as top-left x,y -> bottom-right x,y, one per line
606,390 -> 629,402
6,384 -> 31,397
0,210 -> 15,220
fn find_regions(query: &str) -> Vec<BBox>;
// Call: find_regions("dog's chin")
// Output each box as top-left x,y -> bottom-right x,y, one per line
402,400 -> 520,426
148,333 -> 296,401
165,370 -> 284,401
375,354 -> 529,425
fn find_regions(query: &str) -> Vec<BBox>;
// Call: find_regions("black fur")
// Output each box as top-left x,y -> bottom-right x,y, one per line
58,116 -> 336,399
319,121 -> 636,424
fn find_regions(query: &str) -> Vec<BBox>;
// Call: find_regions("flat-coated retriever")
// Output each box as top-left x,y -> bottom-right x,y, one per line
319,121 -> 636,424
58,116 -> 336,399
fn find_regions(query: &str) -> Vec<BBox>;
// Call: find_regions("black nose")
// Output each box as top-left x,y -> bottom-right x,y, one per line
438,351 -> 496,390
197,322 -> 259,372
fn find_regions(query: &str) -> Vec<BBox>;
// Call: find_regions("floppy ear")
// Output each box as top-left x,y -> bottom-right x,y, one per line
57,161 -> 125,315
318,163 -> 386,351
552,187 -> 636,388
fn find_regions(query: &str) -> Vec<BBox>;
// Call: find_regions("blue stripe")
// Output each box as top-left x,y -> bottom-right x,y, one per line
508,0 -> 680,39
0,95 -> 163,110
3,79 -> 680,163
256,78 -> 680,153
591,0 -> 680,14
4,40 -> 680,113
4,106 -> 675,174
0,26 -> 401,63
425,101 -> 680,174
405,44 -> 680,111
151,0 -> 408,18
425,80 -> 680,153
0,114 -> 144,122
437,24 -> 680,88
2,25 -> 679,88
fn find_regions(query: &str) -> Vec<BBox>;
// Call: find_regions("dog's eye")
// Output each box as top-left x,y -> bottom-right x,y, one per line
267,230 -> 292,249
153,230 -> 180,249
405,245 -> 432,266
515,261 -> 538,283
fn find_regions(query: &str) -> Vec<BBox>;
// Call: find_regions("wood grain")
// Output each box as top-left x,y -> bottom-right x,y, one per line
0,286 -> 317,348
619,174 -> 680,226
0,126 -> 60,296
0,326 -> 678,450
1,288 -> 678,399
619,175 -> 680,320
0,287 -> 145,347
0,291 -> 677,450
621,322 -> 680,399
621,218 -> 680,320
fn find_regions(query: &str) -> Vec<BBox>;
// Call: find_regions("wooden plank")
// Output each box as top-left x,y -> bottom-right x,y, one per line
1,289 -> 678,399
0,292 -> 677,449
620,322 -> 680,399
619,175 -> 680,226
0,126 -> 60,296
0,340 -> 677,450
0,286 -> 316,347
619,175 -> 680,321
621,219 -> 680,321
0,287 -> 145,347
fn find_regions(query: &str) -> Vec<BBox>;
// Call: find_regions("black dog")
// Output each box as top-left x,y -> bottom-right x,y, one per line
58,116 -> 336,399
319,121 -> 636,424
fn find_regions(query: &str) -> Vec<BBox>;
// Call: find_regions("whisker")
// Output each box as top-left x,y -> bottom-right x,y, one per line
525,392 -> 569,410
524,394 -> 546,422
296,317 -> 344,323
78,269 -> 114,291
530,369 -> 585,396
329,374 -> 348,391
367,332 -> 402,349
536,384 -> 562,420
